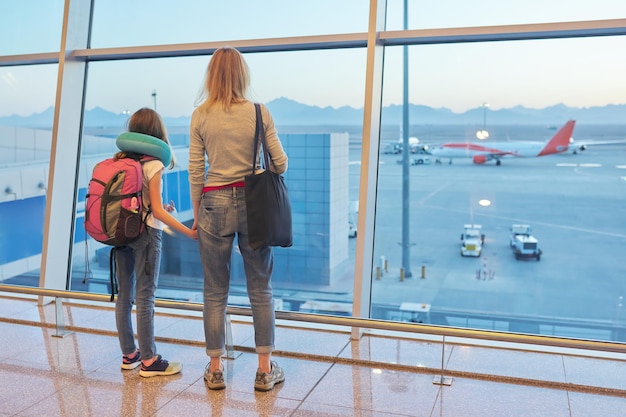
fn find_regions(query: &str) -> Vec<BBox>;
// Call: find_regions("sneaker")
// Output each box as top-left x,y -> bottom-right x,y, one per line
121,350 -> 141,370
204,362 -> 226,390
139,354 -> 182,378
254,361 -> 285,392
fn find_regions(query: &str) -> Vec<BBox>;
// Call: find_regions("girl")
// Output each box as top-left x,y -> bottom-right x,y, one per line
115,107 -> 197,377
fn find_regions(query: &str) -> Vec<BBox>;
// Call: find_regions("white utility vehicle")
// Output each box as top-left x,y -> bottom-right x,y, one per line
510,224 -> 542,260
410,156 -> 431,165
396,147 -> 431,165
461,224 -> 485,257
348,219 -> 357,238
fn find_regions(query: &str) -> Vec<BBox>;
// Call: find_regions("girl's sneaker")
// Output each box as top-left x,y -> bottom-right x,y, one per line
121,350 -> 141,370
139,355 -> 182,378
254,361 -> 285,391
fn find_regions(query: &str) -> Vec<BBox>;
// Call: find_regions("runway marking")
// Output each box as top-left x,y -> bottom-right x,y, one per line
523,221 -> 626,239
423,205 -> 626,239
556,163 -> 602,168
418,183 -> 450,205
616,165 -> 626,169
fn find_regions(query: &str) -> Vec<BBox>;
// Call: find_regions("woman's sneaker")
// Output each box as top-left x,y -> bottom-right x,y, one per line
139,355 -> 182,378
204,362 -> 226,390
121,350 -> 141,370
254,361 -> 285,391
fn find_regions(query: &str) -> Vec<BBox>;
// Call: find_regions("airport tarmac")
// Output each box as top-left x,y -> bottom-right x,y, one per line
348,143 -> 626,339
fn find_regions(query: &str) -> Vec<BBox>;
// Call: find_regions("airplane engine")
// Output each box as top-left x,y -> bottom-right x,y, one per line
472,155 -> 488,164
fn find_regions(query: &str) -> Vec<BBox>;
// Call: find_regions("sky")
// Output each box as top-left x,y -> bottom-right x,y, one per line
1,1 -> 626,117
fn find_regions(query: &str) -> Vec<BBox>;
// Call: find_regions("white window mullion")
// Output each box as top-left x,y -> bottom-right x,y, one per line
40,0 -> 92,296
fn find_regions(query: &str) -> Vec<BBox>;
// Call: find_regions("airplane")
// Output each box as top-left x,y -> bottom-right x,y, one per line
401,135 -> 421,148
382,135 -> 423,154
429,120 -> 577,165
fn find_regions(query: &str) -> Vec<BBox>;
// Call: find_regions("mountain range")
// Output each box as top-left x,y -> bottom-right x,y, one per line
2,97 -> 625,129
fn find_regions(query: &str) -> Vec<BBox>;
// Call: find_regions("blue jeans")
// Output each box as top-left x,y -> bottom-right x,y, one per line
198,187 -> 275,357
114,226 -> 162,360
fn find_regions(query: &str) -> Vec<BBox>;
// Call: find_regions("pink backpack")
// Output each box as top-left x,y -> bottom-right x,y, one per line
84,155 -> 152,246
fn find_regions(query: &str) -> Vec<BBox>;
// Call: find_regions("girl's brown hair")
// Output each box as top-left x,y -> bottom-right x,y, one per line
115,107 -> 175,169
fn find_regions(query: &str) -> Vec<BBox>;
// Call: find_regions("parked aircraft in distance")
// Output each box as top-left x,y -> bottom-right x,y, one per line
400,136 -> 421,148
429,120 -> 576,165
382,136 -> 423,154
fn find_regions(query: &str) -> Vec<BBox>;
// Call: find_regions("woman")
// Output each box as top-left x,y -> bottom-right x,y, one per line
189,47 -> 288,391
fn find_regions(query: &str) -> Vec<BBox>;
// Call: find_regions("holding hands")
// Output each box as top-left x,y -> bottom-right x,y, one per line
163,200 -> 198,240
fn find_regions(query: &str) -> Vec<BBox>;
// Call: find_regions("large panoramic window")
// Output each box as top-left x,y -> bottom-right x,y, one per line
0,1 -> 63,55
373,36 -> 626,343
0,64 -> 58,287
71,49 -> 366,308
385,1 -> 626,30
3,0 -> 625,350
90,0 -> 369,48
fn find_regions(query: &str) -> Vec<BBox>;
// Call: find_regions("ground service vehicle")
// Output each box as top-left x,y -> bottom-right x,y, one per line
383,143 -> 401,154
396,146 -> 431,165
410,156 -> 431,165
510,224 -> 542,260
461,224 -> 485,257
348,220 -> 357,238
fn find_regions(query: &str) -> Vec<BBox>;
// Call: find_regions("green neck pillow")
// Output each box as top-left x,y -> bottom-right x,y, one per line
116,132 -> 172,166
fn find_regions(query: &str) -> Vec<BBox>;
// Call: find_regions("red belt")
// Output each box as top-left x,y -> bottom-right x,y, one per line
203,182 -> 245,193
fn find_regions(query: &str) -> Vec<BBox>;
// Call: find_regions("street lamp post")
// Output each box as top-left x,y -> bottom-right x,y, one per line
476,102 -> 489,140
401,0 -> 412,278
152,89 -> 157,111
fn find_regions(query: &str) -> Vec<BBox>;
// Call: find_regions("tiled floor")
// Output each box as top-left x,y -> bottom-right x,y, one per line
1,294 -> 625,416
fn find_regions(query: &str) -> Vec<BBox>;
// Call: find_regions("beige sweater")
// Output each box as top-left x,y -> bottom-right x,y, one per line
188,101 -> 288,202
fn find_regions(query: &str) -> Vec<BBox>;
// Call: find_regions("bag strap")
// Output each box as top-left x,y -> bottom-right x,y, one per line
252,103 -> 271,174
109,247 -> 119,302
139,156 -> 156,219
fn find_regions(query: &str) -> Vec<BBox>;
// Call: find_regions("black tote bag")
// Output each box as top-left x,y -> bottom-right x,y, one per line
244,103 -> 293,250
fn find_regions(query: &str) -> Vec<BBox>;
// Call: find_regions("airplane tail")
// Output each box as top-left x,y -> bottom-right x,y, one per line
537,120 -> 576,156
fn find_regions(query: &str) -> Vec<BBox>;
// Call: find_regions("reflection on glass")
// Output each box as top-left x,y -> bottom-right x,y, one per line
0,65 -> 57,287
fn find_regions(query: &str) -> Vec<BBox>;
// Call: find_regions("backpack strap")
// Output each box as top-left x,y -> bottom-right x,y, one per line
109,247 -> 119,302
138,156 -> 156,219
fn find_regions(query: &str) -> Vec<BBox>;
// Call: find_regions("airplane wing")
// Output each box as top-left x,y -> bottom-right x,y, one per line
569,138 -> 626,154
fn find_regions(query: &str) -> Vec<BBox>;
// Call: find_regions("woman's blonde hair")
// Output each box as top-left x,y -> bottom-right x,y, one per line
197,47 -> 250,111
115,107 -> 175,169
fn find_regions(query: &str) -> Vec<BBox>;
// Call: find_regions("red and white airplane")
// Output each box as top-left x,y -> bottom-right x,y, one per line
429,120 -> 577,165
